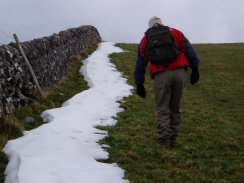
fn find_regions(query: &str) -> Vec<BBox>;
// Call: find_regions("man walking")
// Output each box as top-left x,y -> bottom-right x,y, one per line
134,16 -> 200,149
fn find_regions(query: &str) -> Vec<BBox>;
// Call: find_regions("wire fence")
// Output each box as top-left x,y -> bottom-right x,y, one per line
0,29 -> 15,45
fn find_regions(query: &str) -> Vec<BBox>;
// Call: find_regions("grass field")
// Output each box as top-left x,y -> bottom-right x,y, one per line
0,42 -> 243,183
99,43 -> 244,183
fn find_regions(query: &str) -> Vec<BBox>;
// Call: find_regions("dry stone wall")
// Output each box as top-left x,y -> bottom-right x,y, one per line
0,25 -> 101,120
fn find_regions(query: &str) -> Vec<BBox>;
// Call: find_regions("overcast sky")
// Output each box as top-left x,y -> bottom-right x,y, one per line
0,0 -> 244,45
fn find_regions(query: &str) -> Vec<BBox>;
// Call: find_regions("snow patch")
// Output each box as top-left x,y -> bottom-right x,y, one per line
3,42 -> 132,183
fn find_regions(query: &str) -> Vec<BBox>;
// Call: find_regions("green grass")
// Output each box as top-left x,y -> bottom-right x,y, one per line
1,42 -> 243,183
99,43 -> 244,183
0,43 -> 98,183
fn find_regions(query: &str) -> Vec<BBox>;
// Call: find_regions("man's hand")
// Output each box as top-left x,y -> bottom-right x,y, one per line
136,84 -> 146,98
190,66 -> 200,85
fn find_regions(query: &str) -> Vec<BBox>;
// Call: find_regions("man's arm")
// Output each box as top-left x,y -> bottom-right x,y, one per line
183,35 -> 200,68
134,38 -> 148,98
134,47 -> 146,85
183,35 -> 200,85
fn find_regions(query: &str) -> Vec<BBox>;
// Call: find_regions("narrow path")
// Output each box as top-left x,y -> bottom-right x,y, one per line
4,42 -> 132,183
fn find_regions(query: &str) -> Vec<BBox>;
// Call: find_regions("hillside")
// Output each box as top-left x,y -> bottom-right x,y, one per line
0,45 -> 98,183
102,43 -> 244,183
1,43 -> 244,183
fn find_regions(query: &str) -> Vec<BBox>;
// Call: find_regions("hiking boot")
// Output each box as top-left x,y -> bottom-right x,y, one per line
159,139 -> 171,149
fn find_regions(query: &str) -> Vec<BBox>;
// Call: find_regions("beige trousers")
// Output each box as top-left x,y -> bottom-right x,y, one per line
154,68 -> 185,140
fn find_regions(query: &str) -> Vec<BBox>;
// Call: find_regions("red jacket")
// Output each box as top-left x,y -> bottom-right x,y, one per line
139,27 -> 189,78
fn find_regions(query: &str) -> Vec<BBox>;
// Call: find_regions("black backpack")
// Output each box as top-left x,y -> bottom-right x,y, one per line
145,25 -> 178,67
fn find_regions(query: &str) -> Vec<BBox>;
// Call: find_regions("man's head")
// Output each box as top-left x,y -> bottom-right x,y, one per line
148,16 -> 163,28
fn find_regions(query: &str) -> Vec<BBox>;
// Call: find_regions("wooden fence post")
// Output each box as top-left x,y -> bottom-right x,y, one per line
13,34 -> 43,97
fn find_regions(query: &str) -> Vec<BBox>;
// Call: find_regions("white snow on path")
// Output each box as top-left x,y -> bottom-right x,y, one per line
3,42 -> 132,183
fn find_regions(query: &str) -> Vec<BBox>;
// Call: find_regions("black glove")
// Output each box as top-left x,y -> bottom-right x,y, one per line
190,66 -> 200,85
136,84 -> 146,98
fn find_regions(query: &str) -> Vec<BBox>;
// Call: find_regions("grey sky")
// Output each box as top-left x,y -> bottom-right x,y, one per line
0,0 -> 244,45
